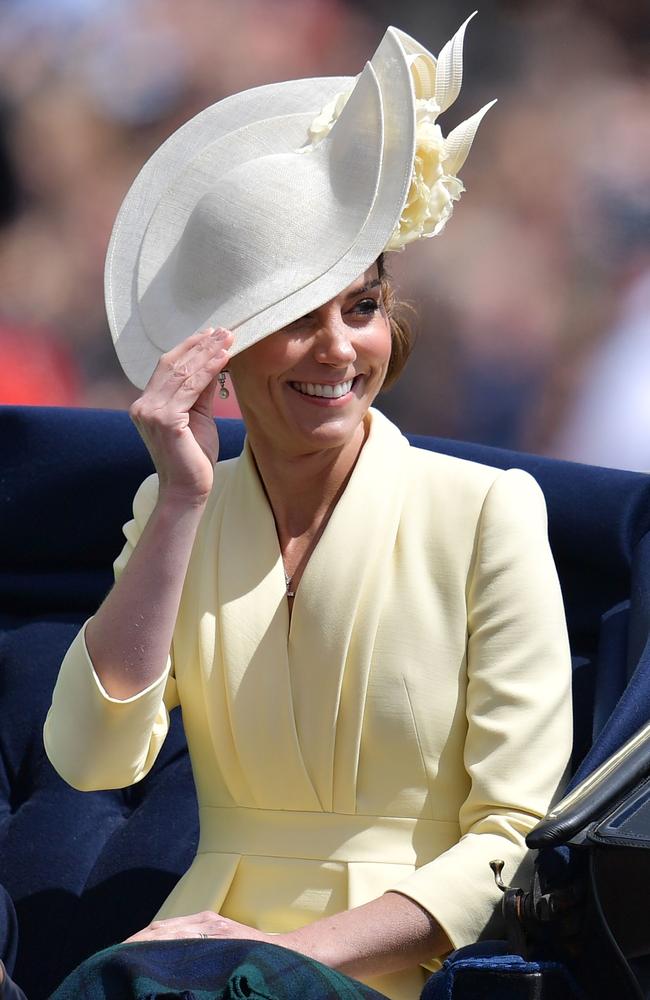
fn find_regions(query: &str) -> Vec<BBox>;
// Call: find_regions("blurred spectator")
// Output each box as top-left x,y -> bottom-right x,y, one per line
544,73 -> 650,471
551,269 -> 650,473
0,322 -> 81,404
0,104 -> 22,226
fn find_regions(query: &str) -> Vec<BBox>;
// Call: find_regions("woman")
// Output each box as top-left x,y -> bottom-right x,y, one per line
43,17 -> 572,1000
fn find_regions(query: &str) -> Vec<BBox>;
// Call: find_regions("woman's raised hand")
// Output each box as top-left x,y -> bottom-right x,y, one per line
67,327 -> 234,701
129,327 -> 234,504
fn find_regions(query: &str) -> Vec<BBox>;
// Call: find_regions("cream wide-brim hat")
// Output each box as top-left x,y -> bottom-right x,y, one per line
105,15 -> 493,388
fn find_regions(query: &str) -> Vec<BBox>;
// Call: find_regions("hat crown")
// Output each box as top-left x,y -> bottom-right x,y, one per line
138,62 -> 385,349
170,143 -> 375,323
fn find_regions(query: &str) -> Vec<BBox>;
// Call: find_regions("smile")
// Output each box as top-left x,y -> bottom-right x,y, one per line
290,378 -> 354,399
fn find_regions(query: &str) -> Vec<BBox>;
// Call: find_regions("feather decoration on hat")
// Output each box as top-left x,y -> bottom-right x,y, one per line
305,12 -> 495,251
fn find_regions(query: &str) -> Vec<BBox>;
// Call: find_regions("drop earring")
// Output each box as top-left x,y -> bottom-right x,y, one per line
218,370 -> 230,400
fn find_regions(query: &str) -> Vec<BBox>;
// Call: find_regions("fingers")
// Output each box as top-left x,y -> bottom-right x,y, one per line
127,328 -> 233,498
159,326 -> 232,395
161,327 -> 233,368
136,328 -> 233,416
124,912 -> 268,944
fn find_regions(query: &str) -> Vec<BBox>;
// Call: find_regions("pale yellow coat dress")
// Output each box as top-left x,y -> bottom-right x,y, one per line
44,408 -> 573,1000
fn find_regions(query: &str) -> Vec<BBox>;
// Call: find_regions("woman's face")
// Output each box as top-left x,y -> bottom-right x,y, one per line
228,266 -> 391,458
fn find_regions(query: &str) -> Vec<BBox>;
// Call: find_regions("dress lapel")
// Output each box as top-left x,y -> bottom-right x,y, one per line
217,442 -> 322,810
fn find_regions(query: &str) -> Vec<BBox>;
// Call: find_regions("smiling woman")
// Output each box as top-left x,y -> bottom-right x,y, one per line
226,264 -> 394,603
229,266 -> 391,454
43,15 -> 572,1000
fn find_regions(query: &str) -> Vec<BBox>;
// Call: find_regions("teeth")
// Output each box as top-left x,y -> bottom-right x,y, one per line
293,379 -> 353,398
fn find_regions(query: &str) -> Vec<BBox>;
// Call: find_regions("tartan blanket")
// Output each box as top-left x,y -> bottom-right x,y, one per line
47,939 -> 390,1000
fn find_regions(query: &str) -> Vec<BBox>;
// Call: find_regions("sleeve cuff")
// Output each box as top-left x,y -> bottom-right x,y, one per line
83,624 -> 173,705
388,829 -> 532,951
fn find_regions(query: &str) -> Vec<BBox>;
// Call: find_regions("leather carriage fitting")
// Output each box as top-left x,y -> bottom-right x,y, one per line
491,719 -> 650,1000
420,948 -> 582,1000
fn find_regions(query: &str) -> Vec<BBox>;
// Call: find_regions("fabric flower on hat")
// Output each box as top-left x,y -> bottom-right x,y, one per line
385,99 -> 464,249
306,89 -> 353,145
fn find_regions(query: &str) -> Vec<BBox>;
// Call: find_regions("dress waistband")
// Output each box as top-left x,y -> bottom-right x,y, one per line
198,806 -> 459,865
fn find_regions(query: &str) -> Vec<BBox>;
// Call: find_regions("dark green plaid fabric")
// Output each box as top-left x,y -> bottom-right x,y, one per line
48,939 -> 390,1000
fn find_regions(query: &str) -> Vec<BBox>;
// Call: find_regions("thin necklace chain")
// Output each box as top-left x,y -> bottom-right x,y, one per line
283,566 -> 295,599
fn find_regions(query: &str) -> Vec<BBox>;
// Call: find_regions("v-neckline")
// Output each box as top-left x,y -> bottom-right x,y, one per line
213,408 -> 411,811
246,426 -> 369,640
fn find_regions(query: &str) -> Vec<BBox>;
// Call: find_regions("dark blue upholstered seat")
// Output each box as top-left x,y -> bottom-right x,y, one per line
1,406 -> 649,998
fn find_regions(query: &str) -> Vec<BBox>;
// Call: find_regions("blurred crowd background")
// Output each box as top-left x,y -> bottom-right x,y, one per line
0,0 -> 648,469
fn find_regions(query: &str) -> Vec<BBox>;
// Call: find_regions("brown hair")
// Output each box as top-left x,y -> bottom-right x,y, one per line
377,254 -> 415,390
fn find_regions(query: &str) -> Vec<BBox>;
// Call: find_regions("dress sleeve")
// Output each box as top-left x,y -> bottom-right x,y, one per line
43,474 -> 179,791
390,468 -> 573,951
